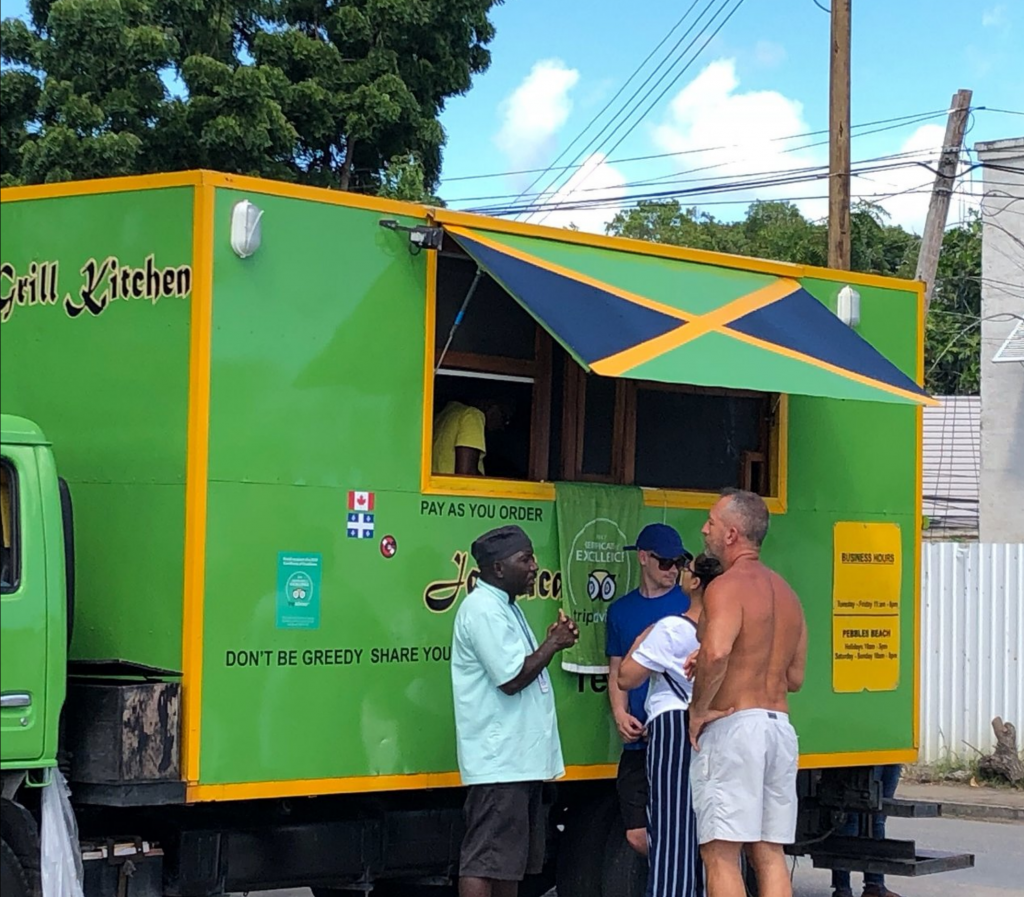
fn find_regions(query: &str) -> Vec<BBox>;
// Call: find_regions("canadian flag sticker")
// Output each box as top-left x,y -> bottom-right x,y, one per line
348,490 -> 375,511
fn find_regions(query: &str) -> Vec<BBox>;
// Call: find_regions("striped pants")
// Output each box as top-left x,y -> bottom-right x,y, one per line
646,709 -> 704,897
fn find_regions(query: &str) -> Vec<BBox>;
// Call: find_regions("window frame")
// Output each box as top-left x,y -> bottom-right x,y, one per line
421,250 -> 789,512
1,457 -> 22,594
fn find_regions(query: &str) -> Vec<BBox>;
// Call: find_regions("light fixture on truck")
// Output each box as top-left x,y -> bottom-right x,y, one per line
230,200 -> 264,258
836,284 -> 861,328
378,219 -> 444,253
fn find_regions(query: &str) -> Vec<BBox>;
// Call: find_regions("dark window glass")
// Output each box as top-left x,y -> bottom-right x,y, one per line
581,376 -> 616,477
436,257 -> 535,360
634,389 -> 764,491
548,350 -> 566,482
1,460 -> 19,593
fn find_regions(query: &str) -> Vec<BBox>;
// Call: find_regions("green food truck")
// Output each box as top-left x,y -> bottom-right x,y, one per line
0,171 -> 973,897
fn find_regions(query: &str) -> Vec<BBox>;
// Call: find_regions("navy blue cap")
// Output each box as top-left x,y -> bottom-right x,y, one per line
624,523 -> 689,559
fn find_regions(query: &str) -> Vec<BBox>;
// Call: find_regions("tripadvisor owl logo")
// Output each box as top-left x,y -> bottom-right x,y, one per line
566,517 -> 632,607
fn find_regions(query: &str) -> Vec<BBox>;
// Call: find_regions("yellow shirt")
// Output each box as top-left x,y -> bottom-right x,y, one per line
432,402 -> 487,475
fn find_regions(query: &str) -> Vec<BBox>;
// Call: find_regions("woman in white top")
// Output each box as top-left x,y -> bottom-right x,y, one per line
618,554 -> 724,897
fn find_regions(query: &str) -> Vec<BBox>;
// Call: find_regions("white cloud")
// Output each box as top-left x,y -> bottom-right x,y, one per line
495,59 -> 580,169
754,40 -> 787,68
647,59 -> 969,233
850,124 -> 979,235
522,152 -> 628,234
982,5 -> 1007,27
651,58 -> 820,203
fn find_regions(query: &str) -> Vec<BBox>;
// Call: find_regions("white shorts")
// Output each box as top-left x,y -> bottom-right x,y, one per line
689,708 -> 799,845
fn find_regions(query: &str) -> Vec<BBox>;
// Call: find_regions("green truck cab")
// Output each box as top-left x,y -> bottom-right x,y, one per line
1,417 -> 71,767
1,171 -> 973,897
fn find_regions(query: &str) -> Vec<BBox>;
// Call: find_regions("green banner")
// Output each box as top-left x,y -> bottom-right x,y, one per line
555,482 -> 644,674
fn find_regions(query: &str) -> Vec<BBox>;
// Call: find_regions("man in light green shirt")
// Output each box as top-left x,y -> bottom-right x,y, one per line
451,525 -> 579,897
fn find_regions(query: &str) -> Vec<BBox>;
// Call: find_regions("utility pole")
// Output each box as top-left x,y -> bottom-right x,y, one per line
916,89 -> 973,312
828,0 -> 852,271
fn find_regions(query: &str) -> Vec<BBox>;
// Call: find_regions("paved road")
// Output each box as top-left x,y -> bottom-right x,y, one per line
791,816 -> 1024,897
241,815 -> 1022,897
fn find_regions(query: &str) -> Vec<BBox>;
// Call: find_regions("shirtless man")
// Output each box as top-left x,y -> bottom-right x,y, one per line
687,488 -> 808,897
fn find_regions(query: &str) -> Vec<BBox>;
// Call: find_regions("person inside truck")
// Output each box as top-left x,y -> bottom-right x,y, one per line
605,523 -> 693,858
450,525 -> 579,897
617,552 -> 724,897
432,398 -> 513,476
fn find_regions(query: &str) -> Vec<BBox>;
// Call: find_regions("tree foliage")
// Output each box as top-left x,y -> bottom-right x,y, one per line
0,0 -> 499,192
607,200 -> 982,395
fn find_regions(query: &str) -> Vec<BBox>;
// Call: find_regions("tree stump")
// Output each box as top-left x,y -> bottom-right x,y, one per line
978,717 -> 1024,785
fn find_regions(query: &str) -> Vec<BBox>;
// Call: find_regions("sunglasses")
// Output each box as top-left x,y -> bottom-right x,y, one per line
651,554 -> 689,571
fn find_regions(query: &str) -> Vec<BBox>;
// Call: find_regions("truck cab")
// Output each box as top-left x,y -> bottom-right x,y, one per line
1,416 -> 70,897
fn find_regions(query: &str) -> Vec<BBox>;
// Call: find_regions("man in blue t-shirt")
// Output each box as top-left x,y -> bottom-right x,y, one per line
605,523 -> 692,856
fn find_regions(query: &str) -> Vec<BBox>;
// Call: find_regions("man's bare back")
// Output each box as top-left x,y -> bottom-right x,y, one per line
688,490 -> 808,897
696,558 -> 807,715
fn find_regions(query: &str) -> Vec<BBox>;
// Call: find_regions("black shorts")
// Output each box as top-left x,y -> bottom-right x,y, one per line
616,748 -> 649,831
460,781 -> 546,881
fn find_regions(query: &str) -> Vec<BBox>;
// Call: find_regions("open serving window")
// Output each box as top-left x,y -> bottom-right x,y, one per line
421,220 -> 932,509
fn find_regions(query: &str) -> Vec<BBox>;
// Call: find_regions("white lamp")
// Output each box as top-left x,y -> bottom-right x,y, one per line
836,285 -> 861,328
230,200 -> 263,259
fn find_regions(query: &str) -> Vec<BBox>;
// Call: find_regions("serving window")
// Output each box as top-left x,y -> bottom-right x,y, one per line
424,242 -> 787,510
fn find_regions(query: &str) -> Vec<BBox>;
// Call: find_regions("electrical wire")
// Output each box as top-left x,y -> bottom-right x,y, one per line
439,108 -> 953,185
520,0 -> 733,220
450,147 -> 938,206
500,1 -> 706,210
534,0 -> 749,224
469,159 -> 960,218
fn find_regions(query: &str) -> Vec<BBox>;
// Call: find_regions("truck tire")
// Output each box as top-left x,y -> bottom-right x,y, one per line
1,839 -> 33,897
598,814 -> 647,897
554,794 -> 618,897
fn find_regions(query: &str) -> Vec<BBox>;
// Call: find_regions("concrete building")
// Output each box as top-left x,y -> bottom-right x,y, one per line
975,137 -> 1024,543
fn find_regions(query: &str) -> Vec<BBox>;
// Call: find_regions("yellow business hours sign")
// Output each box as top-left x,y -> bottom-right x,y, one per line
832,522 -> 902,693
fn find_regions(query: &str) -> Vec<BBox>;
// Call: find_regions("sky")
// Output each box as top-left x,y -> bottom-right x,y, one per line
2,0 -> 1022,234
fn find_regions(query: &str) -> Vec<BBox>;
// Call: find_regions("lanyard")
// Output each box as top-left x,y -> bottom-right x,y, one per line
510,602 -> 550,693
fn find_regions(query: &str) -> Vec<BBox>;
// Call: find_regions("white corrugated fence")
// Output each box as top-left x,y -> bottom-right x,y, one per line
920,542 -> 1024,762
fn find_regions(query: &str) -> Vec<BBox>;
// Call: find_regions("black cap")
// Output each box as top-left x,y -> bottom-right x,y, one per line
471,525 -> 533,567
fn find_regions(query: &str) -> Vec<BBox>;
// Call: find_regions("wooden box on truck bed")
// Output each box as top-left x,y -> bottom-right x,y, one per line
0,171 -> 927,803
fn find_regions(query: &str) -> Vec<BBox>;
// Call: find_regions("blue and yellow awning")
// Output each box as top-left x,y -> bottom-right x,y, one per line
445,225 -> 933,406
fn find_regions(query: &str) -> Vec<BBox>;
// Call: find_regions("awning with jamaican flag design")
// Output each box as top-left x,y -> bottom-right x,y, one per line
443,224 -> 934,407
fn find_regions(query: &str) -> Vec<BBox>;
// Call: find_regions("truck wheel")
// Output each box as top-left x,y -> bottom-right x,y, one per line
598,815 -> 647,897
1,839 -> 33,897
554,795 -> 618,897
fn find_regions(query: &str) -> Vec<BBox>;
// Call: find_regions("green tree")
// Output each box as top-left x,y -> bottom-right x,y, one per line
377,153 -> 445,205
0,0 -> 499,191
606,198 -> 982,394
925,214 -> 982,395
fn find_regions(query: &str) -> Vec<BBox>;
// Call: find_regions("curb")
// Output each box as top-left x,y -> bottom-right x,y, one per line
938,801 -> 1024,823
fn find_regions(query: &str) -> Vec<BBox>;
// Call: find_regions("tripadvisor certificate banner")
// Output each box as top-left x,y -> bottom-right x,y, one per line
555,482 -> 644,674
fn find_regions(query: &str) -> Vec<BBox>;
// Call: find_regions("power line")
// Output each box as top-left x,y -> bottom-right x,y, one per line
519,0 -> 729,220
450,147 -> 947,206
499,2 -> 705,211
471,158 -> 987,220
438,106 -> 1007,185
470,159 -> 943,218
535,0 -> 748,224
440,109 -> 951,185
